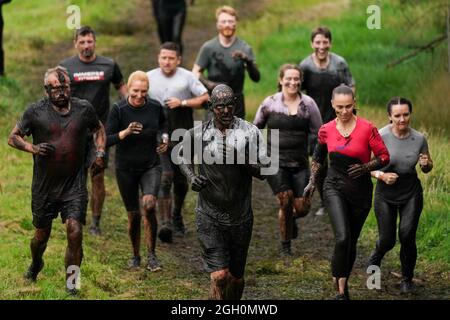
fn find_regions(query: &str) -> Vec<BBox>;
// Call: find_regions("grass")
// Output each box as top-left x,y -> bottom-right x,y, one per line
0,0 -> 448,299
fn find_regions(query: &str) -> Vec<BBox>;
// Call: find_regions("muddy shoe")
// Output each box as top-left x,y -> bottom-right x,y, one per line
172,215 -> 186,236
280,241 -> 292,256
24,260 -> 44,282
335,293 -> 349,300
158,225 -> 173,243
367,251 -> 382,268
146,254 -> 162,272
127,255 -> 141,269
66,287 -> 79,296
89,224 -> 102,236
400,278 -> 415,294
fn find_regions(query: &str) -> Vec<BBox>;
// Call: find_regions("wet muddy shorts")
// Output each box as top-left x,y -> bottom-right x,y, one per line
196,213 -> 253,279
267,166 -> 310,197
116,165 -> 162,212
31,196 -> 88,229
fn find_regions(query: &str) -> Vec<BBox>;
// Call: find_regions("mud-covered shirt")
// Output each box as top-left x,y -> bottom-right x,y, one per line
106,97 -> 167,170
195,36 -> 255,95
17,97 -> 100,202
177,118 -> 267,226
375,125 -> 428,204
60,55 -> 124,123
299,52 -> 354,123
253,92 -> 322,168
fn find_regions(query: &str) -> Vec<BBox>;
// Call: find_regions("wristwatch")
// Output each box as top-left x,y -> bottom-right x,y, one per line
374,171 -> 384,179
161,133 -> 169,144
181,99 -> 188,107
96,150 -> 106,158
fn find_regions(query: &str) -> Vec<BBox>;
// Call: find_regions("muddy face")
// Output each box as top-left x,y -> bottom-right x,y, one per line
45,71 -> 70,109
213,104 -> 235,128
75,33 -> 96,60
311,34 -> 331,62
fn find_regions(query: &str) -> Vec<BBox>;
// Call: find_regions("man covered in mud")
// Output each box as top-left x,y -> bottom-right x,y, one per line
7,66 -> 106,295
60,26 -> 127,235
192,5 -> 260,119
176,84 -> 269,300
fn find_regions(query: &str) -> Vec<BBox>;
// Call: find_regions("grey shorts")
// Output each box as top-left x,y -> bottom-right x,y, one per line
196,213 -> 253,279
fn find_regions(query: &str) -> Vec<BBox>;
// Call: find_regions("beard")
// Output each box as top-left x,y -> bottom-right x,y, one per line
50,94 -> 70,109
220,27 -> 235,38
81,48 -> 94,58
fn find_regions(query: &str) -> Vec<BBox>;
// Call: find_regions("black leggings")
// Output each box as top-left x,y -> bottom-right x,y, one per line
370,192 -> 423,279
323,173 -> 372,278
152,0 -> 186,54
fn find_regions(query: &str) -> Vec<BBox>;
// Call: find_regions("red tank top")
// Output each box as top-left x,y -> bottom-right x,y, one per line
318,117 -> 389,165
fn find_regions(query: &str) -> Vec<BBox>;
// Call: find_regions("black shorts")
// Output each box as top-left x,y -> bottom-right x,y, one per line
116,165 -> 162,212
196,213 -> 253,279
85,137 -> 110,169
31,196 -> 88,229
267,167 -> 310,197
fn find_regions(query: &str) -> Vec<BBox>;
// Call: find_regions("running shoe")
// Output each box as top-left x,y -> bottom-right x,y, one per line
147,254 -> 162,272
24,260 -> 44,282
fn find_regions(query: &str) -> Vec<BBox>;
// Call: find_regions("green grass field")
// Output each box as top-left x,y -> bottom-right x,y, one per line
0,0 -> 448,299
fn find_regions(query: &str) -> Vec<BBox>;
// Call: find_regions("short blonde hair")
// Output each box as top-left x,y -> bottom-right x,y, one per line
127,70 -> 149,89
215,5 -> 238,20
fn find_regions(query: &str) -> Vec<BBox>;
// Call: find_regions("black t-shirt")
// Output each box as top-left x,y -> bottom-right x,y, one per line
106,97 -> 167,170
17,97 -> 100,202
59,55 -> 124,123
